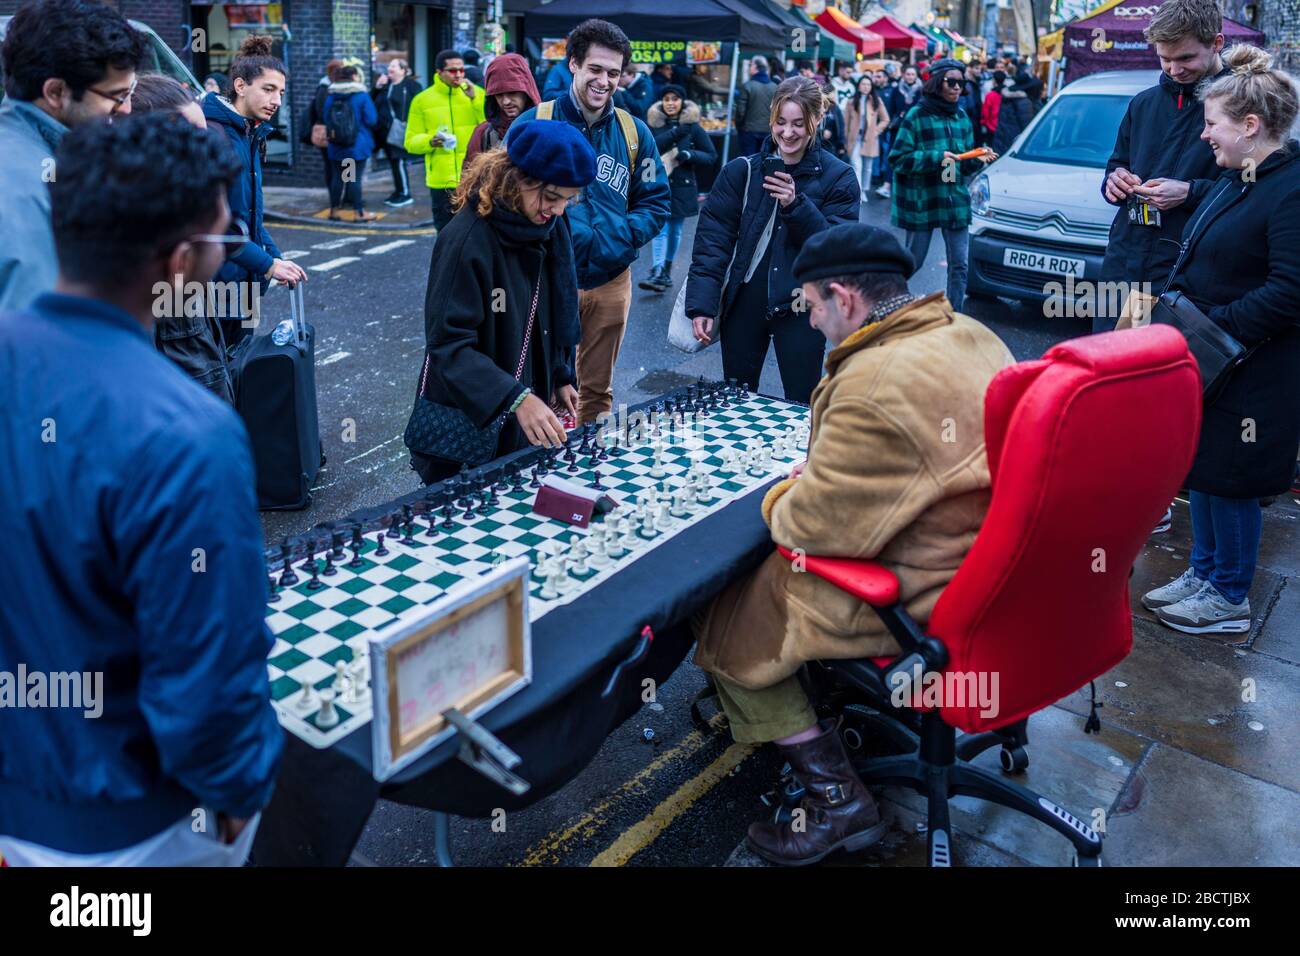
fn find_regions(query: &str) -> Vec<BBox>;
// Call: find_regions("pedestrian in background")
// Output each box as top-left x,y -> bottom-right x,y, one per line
733,55 -> 777,157
889,58 -> 994,312
981,70 -> 1005,146
845,75 -> 889,197
406,50 -> 486,231
462,49 -> 485,87
203,34 -> 306,346
300,57 -> 342,193
373,58 -> 422,208
0,0 -> 142,313
615,65 -> 654,120
405,121 -> 596,484
323,64 -> 379,222
464,53 -> 540,165
1141,46 -> 1300,635
687,77 -> 860,403
641,84 -> 716,294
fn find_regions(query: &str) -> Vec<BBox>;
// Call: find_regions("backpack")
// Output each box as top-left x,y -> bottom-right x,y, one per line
536,99 -> 639,170
326,94 -> 358,147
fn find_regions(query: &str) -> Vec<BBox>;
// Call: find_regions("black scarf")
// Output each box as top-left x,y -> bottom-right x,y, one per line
487,202 -> 581,349
919,91 -> 960,118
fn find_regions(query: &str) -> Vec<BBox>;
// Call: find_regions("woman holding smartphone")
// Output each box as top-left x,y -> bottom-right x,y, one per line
686,77 -> 859,403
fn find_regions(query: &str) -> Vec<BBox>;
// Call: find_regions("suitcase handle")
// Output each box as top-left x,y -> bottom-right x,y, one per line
287,282 -> 307,349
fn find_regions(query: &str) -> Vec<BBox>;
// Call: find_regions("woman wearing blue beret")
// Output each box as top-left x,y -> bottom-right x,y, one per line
405,119 -> 597,484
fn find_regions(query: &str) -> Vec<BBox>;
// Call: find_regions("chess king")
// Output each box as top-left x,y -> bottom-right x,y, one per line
404,118 -> 598,485
691,223 -> 1014,866
0,115 -> 282,866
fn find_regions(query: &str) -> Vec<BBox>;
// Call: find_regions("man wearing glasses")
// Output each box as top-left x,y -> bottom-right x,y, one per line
0,0 -> 143,312
405,49 -> 486,231
0,113 -> 283,868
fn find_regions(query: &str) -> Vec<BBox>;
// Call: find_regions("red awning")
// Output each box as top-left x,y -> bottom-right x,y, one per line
864,13 -> 927,50
815,6 -> 884,57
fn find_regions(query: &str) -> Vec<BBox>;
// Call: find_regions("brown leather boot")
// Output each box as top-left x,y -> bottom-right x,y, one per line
747,720 -> 888,866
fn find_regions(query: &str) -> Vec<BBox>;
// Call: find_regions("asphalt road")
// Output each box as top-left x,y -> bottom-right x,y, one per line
259,194 -> 1087,867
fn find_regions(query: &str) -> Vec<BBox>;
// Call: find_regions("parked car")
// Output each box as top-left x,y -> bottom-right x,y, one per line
0,16 -> 199,103
966,70 -> 1157,307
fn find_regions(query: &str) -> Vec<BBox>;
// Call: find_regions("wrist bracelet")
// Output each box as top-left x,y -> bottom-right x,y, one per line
509,388 -> 532,413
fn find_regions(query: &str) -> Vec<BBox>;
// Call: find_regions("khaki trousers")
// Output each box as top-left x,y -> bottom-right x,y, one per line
713,673 -> 817,744
576,269 -> 633,425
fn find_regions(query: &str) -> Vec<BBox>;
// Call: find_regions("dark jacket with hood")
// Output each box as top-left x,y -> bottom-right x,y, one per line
413,194 -> 581,462
515,90 -> 671,290
1100,67 -> 1230,289
203,94 -> 282,288
373,74 -> 423,157
648,99 -> 716,219
465,53 -> 540,166
687,140 -> 860,322
616,73 -> 654,119
1168,144 -> 1300,498
324,80 -> 379,162
990,86 -> 1033,154
733,70 -> 777,134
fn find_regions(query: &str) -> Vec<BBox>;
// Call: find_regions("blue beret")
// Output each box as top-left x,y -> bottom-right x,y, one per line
504,119 -> 597,188
792,224 -> 916,284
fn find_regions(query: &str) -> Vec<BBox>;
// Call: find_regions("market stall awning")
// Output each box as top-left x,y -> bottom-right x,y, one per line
522,0 -> 789,51
815,6 -> 884,57
864,14 -> 927,51
909,22 -> 941,54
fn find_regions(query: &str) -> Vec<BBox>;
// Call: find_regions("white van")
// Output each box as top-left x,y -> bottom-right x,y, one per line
966,70 -> 1159,305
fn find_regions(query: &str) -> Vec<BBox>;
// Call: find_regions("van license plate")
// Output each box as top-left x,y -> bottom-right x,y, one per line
1003,248 -> 1086,277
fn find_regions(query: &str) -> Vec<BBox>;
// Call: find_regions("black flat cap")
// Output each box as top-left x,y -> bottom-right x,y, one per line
792,223 -> 917,284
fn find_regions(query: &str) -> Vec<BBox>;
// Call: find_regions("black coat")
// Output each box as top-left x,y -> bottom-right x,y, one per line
648,101 -> 717,219
1170,144 -> 1300,498
990,90 -> 1033,155
687,140 -> 860,322
1100,68 -> 1229,286
373,76 -> 423,154
418,202 -> 579,459
818,102 -> 849,163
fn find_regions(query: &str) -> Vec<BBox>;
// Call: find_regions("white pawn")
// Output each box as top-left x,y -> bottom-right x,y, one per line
589,531 -> 610,567
670,491 -> 688,518
760,446 -> 774,471
295,679 -> 317,712
656,502 -> 673,530
650,446 -> 667,478
569,539 -> 590,575
540,569 -> 560,599
641,510 -> 657,537
607,524 -> 627,558
332,661 -> 348,696
316,689 -> 340,729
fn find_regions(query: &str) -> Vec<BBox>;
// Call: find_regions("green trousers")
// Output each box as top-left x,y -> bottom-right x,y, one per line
713,672 -> 817,744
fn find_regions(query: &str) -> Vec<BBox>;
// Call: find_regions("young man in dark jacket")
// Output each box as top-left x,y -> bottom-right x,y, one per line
464,52 -> 540,165
0,115 -> 282,866
1097,0 -> 1227,333
514,18 -> 670,424
732,55 -> 777,157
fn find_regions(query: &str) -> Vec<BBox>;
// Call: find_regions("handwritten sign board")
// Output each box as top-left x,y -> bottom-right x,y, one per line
370,558 -> 531,781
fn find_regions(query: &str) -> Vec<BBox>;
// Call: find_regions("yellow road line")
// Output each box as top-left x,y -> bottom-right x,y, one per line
589,739 -> 756,867
271,221 -> 436,237
516,714 -> 735,866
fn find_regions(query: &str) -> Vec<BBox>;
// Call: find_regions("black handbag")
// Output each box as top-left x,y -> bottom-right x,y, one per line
1152,179 -> 1251,401
403,275 -> 541,467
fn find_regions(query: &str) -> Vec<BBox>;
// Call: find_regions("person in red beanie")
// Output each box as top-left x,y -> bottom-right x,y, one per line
465,53 -> 541,165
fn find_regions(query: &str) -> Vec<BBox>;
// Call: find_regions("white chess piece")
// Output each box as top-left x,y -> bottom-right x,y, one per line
569,539 -> 590,575
607,525 -> 626,558
332,661 -> 348,696
295,679 -> 317,712
589,531 -> 610,567
641,510 -> 657,537
671,491 -> 688,518
540,570 -> 560,599
656,502 -> 673,530
316,689 -> 340,729
650,446 -> 666,478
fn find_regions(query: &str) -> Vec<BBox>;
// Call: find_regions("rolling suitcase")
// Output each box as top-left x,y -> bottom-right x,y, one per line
232,284 -> 322,510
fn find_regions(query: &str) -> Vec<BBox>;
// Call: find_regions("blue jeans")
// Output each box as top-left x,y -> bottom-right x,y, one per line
873,130 -> 892,182
905,226 -> 969,312
1188,491 -> 1262,604
652,217 -> 685,268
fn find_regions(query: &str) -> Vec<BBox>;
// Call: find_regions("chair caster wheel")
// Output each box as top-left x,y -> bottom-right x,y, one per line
999,745 -> 1029,774
842,727 -> 863,752
1072,852 -> 1103,867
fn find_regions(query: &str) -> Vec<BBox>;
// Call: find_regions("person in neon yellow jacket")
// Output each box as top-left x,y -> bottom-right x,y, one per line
405,50 -> 486,230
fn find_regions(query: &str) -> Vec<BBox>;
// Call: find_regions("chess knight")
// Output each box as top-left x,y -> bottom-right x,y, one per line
692,224 -> 1014,866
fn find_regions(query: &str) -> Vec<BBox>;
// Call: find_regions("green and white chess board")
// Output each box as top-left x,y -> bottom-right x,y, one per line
264,392 -> 811,747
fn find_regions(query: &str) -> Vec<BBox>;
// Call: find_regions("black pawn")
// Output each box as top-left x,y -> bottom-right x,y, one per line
477,489 -> 494,514
424,504 -> 439,537
299,550 -> 316,574
402,521 -> 416,546
462,494 -> 477,520
330,532 -> 345,561
267,574 -> 280,603
279,543 -> 299,587
509,464 -> 524,491
374,533 -> 389,556
321,549 -> 337,576
493,469 -> 509,492
440,489 -> 456,519
530,465 -> 542,488
306,559 -> 323,590
592,466 -> 606,491
348,526 -> 365,568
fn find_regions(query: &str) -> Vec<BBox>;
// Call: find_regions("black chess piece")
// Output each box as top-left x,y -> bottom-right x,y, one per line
493,469 -> 510,492
564,438 -> 578,473
741,381 -> 751,399
374,532 -> 389,556
306,559 -> 323,590
509,464 -> 525,491
267,574 -> 280,603
462,493 -> 477,520
529,465 -> 542,488
348,526 -> 365,568
299,548 -> 316,574
322,549 -> 337,576
591,466 -> 606,491
424,504 -> 439,537
402,517 -> 416,546
485,477 -> 500,508
477,487 -> 494,514
331,532 -> 345,560
440,493 -> 458,530
278,542 -> 299,587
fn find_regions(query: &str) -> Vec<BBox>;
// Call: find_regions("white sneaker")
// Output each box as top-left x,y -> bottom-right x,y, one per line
1141,567 -> 1204,610
1155,583 -> 1251,634
1151,506 -> 1172,534
875,183 -> 891,198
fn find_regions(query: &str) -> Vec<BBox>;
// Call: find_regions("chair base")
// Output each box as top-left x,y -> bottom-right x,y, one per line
849,711 -> 1102,867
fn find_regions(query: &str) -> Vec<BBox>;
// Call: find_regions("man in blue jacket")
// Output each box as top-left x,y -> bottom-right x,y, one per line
517,18 -> 670,424
0,115 -> 283,866
0,0 -> 143,313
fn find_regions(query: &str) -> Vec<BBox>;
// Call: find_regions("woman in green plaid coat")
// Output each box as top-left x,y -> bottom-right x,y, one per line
889,59 -> 996,311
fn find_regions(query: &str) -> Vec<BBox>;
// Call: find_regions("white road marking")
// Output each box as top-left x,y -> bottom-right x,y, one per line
279,249 -> 312,258
309,256 -> 360,272
312,236 -> 367,250
362,239 -> 415,256
319,350 -> 351,365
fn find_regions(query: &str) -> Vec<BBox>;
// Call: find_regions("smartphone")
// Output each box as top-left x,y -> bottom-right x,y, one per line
761,155 -> 784,180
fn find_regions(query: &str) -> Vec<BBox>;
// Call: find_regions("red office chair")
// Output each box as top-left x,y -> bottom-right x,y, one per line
777,326 -> 1201,866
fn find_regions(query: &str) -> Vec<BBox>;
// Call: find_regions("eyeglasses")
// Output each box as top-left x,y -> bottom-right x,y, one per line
443,67 -> 466,75
942,78 -> 964,89
84,75 -> 138,114
188,219 -> 250,260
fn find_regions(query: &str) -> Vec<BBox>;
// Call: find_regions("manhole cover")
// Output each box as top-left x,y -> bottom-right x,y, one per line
634,369 -> 699,393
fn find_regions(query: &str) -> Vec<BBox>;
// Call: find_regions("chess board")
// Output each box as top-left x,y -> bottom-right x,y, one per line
264,391 -> 811,747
